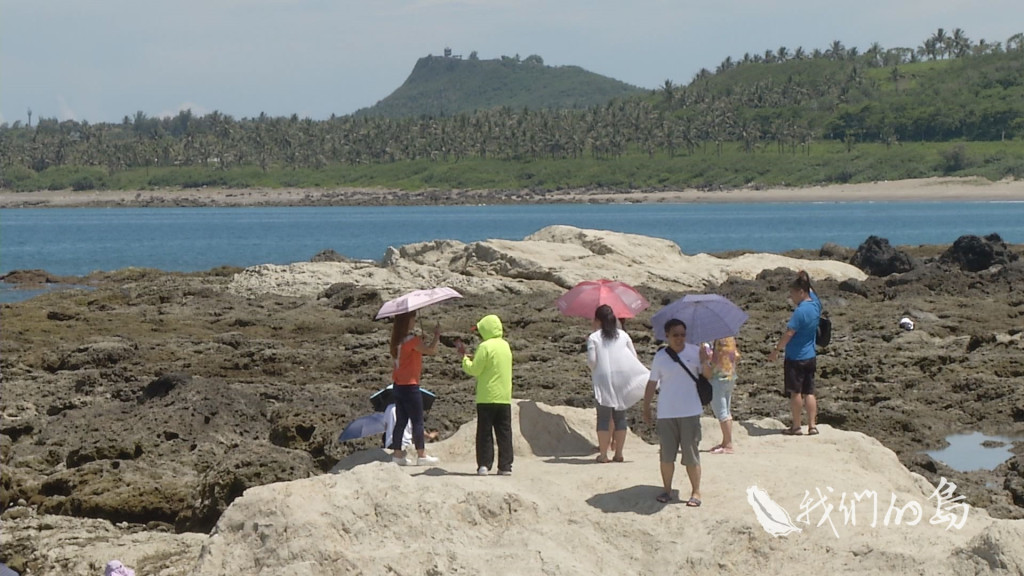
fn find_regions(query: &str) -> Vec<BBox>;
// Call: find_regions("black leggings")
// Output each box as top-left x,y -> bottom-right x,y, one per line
390,384 -> 426,451
476,403 -> 514,472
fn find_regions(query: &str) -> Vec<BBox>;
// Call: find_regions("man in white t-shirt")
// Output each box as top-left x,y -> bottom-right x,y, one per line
643,318 -> 705,506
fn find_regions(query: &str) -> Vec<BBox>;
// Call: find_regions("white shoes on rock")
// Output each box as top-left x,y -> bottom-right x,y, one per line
393,455 -> 439,466
477,466 -> 489,475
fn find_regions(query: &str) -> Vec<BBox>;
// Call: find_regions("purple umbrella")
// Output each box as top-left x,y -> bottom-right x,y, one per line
652,294 -> 749,344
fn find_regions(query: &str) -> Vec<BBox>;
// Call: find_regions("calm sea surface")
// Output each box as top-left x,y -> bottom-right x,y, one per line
1,202 -> 1022,290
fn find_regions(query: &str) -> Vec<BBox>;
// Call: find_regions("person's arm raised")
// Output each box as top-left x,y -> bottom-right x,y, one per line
414,323 -> 442,355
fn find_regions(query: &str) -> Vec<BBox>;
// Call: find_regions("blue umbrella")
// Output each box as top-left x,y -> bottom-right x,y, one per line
338,412 -> 389,442
652,294 -> 749,344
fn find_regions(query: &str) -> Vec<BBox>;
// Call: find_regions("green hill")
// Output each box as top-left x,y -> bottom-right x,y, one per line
655,42 -> 1024,144
354,53 -> 646,118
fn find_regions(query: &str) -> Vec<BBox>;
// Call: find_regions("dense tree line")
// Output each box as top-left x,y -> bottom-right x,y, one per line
662,29 -> 1024,144
1,30 -> 1021,187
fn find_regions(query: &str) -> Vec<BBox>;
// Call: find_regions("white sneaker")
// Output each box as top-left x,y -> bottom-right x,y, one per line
417,455 -> 439,465
392,457 -> 409,466
477,466 -> 489,475
497,469 -> 512,476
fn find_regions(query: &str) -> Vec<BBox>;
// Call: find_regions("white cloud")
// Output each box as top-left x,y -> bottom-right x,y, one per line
156,102 -> 211,119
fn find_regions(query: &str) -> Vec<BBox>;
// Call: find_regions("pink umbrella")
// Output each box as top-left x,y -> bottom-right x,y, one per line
375,287 -> 463,320
556,279 -> 650,319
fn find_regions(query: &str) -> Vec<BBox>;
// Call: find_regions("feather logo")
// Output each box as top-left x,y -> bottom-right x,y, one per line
747,485 -> 802,537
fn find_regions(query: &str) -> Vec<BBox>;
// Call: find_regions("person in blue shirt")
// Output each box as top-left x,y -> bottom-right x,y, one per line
767,270 -> 822,436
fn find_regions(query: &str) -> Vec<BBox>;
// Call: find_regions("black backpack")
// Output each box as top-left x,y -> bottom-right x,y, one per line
816,310 -> 832,348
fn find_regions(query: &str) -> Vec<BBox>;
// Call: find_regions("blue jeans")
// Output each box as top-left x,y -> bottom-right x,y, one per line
390,384 -> 425,451
710,376 -> 735,422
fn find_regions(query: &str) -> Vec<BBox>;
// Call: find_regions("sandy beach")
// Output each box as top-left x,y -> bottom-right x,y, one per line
0,176 -> 1022,208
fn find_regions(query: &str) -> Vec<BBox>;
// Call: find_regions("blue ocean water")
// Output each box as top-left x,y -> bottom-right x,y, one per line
1,202 -> 1022,281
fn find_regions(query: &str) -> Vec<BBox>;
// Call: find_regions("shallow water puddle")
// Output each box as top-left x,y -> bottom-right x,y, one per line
926,432 -> 1021,472
0,283 -> 94,304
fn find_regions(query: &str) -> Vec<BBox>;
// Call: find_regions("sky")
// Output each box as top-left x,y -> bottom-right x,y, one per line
2,0 -> 1022,125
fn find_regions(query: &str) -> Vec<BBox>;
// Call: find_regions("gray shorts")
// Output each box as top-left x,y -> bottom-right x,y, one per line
657,416 -> 702,466
596,405 -> 627,432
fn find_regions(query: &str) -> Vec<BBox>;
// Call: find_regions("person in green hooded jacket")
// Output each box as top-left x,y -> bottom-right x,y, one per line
456,314 -> 514,476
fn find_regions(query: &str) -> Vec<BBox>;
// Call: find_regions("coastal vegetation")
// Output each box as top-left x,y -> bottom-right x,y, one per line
1,29 -> 1022,192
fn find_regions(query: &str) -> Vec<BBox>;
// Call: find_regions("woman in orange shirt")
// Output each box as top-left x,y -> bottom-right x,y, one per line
389,310 -> 441,466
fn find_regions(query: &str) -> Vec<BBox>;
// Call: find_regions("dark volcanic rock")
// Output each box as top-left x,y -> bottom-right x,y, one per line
37,460 -> 190,525
1007,456 -> 1024,507
838,278 -> 869,297
820,242 -> 855,261
46,310 -> 79,322
176,446 -> 317,533
310,249 -> 347,263
142,372 -> 191,400
66,441 -> 144,468
42,339 -> 138,372
320,283 -> 382,311
940,233 -> 1019,272
850,236 -> 915,276
0,269 -> 66,284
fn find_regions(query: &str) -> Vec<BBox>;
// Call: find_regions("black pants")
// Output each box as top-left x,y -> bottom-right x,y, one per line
476,403 -> 513,472
390,384 -> 425,451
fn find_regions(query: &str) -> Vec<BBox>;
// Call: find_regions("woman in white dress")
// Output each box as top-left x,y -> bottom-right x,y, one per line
587,304 -> 650,463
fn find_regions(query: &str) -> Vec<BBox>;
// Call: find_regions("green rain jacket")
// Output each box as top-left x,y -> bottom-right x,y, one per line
462,314 -> 513,404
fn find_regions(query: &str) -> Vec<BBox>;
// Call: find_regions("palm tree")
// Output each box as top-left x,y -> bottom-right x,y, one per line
660,80 -> 676,106
1007,33 -> 1024,52
826,40 -> 846,61
776,46 -> 789,62
950,28 -> 971,58
931,28 -> 949,58
917,38 -> 938,61
864,42 -> 884,67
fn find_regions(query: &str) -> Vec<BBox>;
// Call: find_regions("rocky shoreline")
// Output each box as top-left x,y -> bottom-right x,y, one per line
1,227 -> 1023,573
